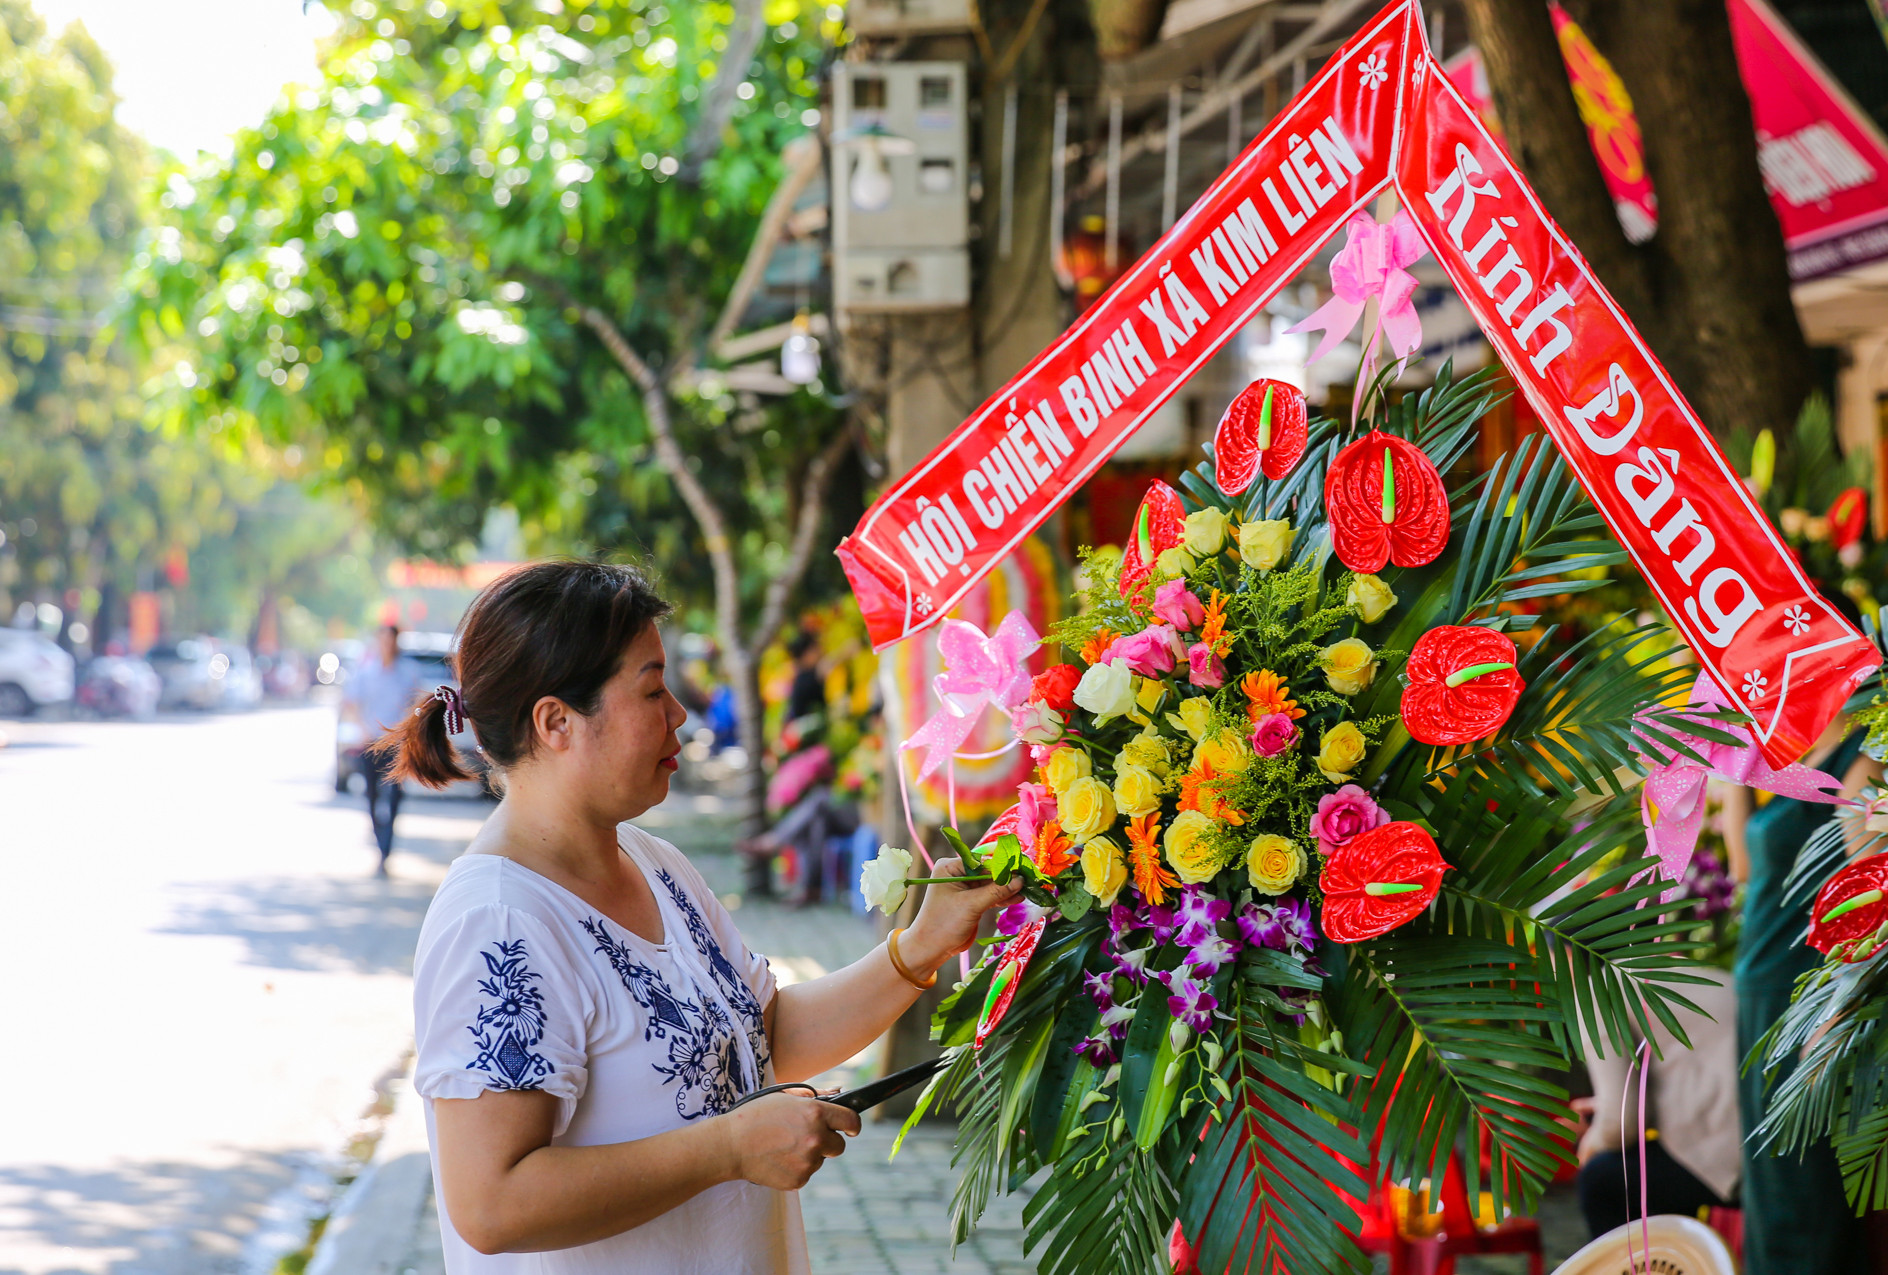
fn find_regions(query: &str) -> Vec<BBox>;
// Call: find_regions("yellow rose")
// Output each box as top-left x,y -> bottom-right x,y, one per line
1321,638 -> 1379,696
1134,676 -> 1168,718
1081,835 -> 1129,906
1167,696 -> 1218,743
1316,721 -> 1367,782
1237,518 -> 1293,571
1183,507 -> 1228,557
1120,731 -> 1173,776
1112,763 -> 1163,819
1347,573 -> 1398,624
1060,775 -> 1118,845
1164,809 -> 1226,884
1155,545 -> 1198,577
1196,727 -> 1253,777
1042,746 -> 1092,798
1805,515 -> 1831,543
1246,833 -> 1306,895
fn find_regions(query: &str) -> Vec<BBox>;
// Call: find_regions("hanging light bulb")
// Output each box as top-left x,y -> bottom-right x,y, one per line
850,140 -> 894,212
781,313 -> 821,386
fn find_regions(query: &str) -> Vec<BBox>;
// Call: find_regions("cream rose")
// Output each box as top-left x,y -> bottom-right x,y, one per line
1060,776 -> 1118,844
1321,638 -> 1379,696
860,844 -> 913,914
1042,745 -> 1092,797
1164,809 -> 1225,884
1237,518 -> 1293,571
1155,545 -> 1198,577
1317,721 -> 1367,782
1183,507 -> 1228,557
1245,833 -> 1305,895
1074,658 -> 1136,722
1112,762 -> 1163,819
1081,835 -> 1129,906
1346,573 -> 1398,624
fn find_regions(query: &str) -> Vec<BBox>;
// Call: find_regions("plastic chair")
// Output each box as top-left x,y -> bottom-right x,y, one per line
1552,1214 -> 1736,1275
1398,1155 -> 1544,1275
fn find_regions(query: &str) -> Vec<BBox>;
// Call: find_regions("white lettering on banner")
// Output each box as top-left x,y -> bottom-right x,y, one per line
1164,269 -> 1210,336
1312,118 -> 1365,186
1060,375 -> 1099,435
1423,150 -> 1766,652
1222,199 -> 1278,271
1111,319 -> 1158,384
980,445 -> 1026,512
1024,401 -> 1073,463
1191,238 -> 1241,305
898,514 -> 945,586
1263,176 -> 1307,234
963,470 -> 1003,529
1138,289 -> 1191,356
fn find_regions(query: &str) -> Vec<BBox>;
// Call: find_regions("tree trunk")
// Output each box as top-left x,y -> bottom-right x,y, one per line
722,643 -> 770,837
1460,0 -> 1814,439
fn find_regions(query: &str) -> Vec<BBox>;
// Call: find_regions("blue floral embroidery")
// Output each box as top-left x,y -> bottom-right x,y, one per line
466,940 -> 555,1090
655,868 -> 772,1075
582,917 -> 752,1119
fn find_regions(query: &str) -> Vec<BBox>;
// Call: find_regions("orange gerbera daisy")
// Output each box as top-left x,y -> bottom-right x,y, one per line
1034,820 -> 1078,877
1177,757 -> 1247,827
1126,813 -> 1179,905
1242,668 -> 1305,723
1080,628 -> 1119,665
1199,589 -> 1232,658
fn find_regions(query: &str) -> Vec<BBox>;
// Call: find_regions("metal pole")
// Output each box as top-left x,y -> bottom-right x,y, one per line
998,81 -> 1018,259
1050,88 -> 1069,288
1105,93 -> 1122,271
1162,83 -> 1182,229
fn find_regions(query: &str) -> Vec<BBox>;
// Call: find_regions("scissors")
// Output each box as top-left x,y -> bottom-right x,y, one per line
728,1056 -> 946,1114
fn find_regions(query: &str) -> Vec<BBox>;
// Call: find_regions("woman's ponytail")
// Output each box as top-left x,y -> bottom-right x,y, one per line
375,686 -> 475,788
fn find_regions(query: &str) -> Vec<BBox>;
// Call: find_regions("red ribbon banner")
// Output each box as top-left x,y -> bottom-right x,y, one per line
835,0 -> 1880,768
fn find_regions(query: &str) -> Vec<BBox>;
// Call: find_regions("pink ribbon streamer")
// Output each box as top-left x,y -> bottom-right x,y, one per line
1639,671 -> 1847,901
901,611 -> 1040,781
1285,209 -> 1428,372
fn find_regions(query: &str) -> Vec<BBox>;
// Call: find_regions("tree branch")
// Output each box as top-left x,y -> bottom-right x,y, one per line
679,0 -> 768,185
747,421 -> 856,663
704,134 -> 824,359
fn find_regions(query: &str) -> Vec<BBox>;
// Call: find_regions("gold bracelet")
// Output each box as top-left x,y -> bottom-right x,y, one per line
887,928 -> 938,990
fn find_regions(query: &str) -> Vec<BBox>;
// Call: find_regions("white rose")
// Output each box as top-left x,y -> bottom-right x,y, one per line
1073,658 -> 1136,722
860,844 -> 912,915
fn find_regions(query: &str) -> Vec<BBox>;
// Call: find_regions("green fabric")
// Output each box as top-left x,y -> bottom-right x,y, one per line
1735,733 -> 1866,1274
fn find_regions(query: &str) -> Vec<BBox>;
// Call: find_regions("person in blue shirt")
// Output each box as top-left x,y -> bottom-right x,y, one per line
343,624 -> 429,874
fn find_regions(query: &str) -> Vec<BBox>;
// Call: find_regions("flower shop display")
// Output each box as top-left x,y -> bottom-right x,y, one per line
859,354 -> 1742,1273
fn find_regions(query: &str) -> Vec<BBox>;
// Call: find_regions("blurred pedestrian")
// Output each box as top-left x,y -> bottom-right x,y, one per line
343,623 -> 427,874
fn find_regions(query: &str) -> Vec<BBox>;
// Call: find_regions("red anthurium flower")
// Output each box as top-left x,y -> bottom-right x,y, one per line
1324,431 -> 1449,572
1830,487 -> 1869,551
1319,821 -> 1449,943
1031,663 -> 1081,712
1401,626 -> 1527,746
1214,378 -> 1309,495
1118,480 -> 1188,599
1808,852 -> 1888,962
980,804 -> 1024,847
976,916 -> 1048,1048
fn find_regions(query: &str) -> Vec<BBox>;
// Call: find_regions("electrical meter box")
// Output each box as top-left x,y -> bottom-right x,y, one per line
831,61 -> 969,313
849,0 -> 972,35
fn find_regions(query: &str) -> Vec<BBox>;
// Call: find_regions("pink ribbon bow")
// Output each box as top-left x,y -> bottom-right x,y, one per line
1639,671 -> 1848,901
1286,209 -> 1427,371
902,610 -> 1040,780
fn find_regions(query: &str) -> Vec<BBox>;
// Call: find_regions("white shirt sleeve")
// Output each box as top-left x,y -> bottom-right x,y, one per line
413,903 -> 590,1136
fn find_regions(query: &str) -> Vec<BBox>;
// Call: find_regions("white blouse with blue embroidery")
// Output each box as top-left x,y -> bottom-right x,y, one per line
413,825 -> 803,1274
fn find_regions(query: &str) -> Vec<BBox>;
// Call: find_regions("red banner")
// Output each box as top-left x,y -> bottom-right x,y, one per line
836,0 -> 1880,768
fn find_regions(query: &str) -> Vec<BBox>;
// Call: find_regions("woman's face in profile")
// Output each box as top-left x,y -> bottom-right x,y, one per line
576,624 -> 688,818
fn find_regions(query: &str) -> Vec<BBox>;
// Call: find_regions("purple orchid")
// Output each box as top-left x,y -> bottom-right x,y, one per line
1172,887 -> 1232,947
1274,896 -> 1317,954
1100,1002 -> 1137,1040
1083,969 -> 1116,1012
1185,932 -> 1240,975
1161,969 -> 1219,1034
1076,1034 -> 1119,1067
1112,944 -> 1151,986
1147,903 -> 1180,946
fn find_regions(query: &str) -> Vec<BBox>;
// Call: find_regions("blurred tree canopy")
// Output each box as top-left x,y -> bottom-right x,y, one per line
0,0 -> 325,648
132,0 -> 855,612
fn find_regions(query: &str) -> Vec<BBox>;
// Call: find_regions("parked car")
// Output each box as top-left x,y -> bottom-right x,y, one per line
333,631 -> 488,795
76,655 -> 162,719
0,627 -> 75,716
147,638 -> 264,711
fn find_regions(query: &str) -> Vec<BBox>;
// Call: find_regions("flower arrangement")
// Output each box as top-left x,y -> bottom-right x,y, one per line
859,360 -> 1730,1273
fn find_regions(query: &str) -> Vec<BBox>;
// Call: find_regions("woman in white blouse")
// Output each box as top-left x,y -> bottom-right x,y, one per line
379,561 -> 1016,1274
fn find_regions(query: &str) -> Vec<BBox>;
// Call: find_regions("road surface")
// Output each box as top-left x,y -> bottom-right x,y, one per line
0,704 -> 486,1274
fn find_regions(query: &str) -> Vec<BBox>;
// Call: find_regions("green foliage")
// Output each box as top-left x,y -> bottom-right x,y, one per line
128,0 -> 850,612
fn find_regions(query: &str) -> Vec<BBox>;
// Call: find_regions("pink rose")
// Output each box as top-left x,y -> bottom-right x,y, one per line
1103,624 -> 1180,676
1249,712 -> 1299,756
1310,784 -> 1388,852
1153,579 -> 1206,631
1016,781 -> 1058,849
1187,642 -> 1227,689
1012,699 -> 1065,745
